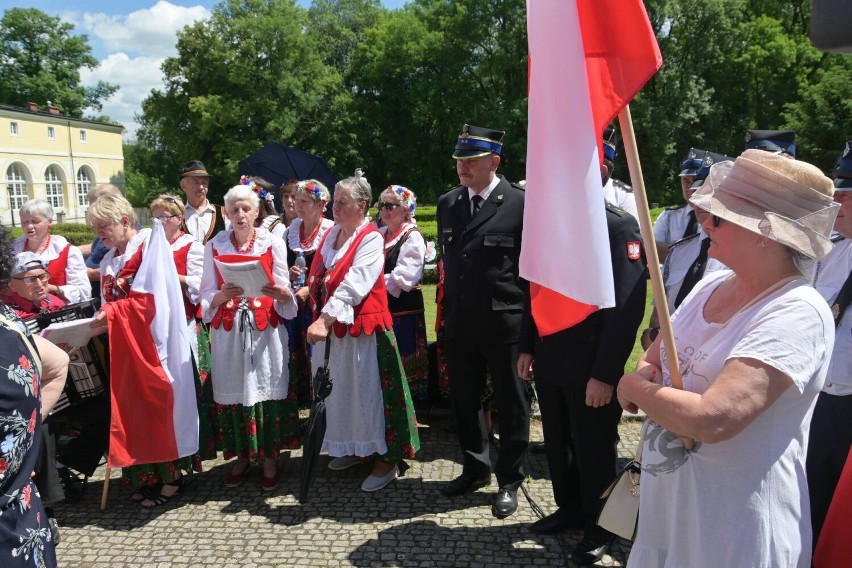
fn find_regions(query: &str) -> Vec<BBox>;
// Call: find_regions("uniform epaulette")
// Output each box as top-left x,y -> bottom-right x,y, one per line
668,232 -> 702,250
510,182 -> 525,191
605,202 -> 628,217
665,204 -> 686,211
612,179 -> 633,193
830,232 -> 846,243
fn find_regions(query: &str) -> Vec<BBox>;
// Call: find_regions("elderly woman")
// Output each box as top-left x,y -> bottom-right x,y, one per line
617,150 -> 839,567
377,185 -> 428,405
200,184 -> 300,491
149,195 -> 217,462
305,171 -> 420,492
0,225 -> 69,567
286,179 -> 334,403
14,199 -> 91,304
89,193 -> 202,507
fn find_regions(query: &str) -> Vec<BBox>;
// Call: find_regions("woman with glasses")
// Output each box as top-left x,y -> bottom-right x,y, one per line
284,179 -> 334,405
149,195 -> 217,463
13,199 -> 91,305
376,185 -> 429,407
200,183 -> 300,491
305,171 -> 419,492
88,193 -> 201,508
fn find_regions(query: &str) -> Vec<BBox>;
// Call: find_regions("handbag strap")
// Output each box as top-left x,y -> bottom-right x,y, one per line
322,332 -> 332,367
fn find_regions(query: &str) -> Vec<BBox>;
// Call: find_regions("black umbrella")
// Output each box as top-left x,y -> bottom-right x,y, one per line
299,337 -> 333,504
239,142 -> 338,215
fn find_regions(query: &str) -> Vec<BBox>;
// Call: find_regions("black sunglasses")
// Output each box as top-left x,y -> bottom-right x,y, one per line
376,202 -> 401,211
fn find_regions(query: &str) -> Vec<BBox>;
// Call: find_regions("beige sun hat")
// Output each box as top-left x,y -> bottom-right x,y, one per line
689,149 -> 839,260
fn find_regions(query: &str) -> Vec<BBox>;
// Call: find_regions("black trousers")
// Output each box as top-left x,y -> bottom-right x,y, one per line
445,338 -> 530,488
806,391 -> 852,550
534,378 -> 622,532
34,417 -> 64,506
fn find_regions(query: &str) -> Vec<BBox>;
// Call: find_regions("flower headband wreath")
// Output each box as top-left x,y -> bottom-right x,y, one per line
387,184 -> 417,215
288,178 -> 330,201
240,175 -> 274,203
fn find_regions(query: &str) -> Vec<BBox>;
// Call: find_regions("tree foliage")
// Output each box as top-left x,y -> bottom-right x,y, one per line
131,0 -> 852,205
0,8 -> 117,116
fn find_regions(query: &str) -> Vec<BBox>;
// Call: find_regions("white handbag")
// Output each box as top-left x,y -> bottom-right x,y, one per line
597,419 -> 648,541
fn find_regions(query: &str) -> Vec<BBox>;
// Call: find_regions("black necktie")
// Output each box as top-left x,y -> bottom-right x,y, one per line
674,237 -> 711,309
682,210 -> 698,239
471,194 -> 483,218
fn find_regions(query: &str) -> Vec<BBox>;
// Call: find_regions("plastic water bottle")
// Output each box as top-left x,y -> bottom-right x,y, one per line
293,252 -> 307,288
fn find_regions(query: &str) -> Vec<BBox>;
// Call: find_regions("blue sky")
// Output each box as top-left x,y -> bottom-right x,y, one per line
0,0 -> 408,138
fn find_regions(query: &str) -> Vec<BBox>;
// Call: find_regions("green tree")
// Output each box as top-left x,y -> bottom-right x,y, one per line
0,8 -> 117,116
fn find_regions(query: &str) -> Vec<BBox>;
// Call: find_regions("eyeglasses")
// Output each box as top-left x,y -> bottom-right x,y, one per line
712,215 -> 722,227
14,273 -> 50,284
376,202 -> 401,211
153,214 -> 178,222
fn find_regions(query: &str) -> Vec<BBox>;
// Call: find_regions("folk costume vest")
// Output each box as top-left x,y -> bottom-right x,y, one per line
308,225 -> 393,339
383,226 -> 425,316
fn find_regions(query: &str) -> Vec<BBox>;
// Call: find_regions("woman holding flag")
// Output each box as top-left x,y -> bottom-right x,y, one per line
617,151 -> 839,567
88,193 -> 201,508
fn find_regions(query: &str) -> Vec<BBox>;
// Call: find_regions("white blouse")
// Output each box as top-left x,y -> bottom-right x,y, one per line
199,228 -> 297,322
380,222 -> 426,298
285,217 -> 335,253
318,219 -> 384,325
170,233 -> 204,308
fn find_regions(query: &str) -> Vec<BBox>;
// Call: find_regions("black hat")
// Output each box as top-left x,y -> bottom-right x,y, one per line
603,126 -> 618,161
453,124 -> 505,159
744,129 -> 796,157
180,160 -> 211,178
689,150 -> 735,190
835,140 -> 852,191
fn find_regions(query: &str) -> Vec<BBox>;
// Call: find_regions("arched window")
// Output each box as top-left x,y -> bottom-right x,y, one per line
76,167 -> 93,207
5,164 -> 29,210
45,166 -> 65,209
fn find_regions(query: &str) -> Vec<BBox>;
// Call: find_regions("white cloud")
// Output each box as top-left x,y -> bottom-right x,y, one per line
70,2 -> 212,139
80,53 -> 166,138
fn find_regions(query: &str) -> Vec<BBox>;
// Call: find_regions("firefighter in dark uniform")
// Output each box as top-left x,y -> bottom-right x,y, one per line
437,124 -> 530,519
518,204 -> 647,566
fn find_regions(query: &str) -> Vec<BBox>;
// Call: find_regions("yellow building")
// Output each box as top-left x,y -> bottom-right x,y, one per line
1,102 -> 124,225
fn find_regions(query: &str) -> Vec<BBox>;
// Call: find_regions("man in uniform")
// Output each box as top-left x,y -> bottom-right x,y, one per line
437,124 -> 530,519
807,140 -> 852,551
517,202 -> 647,565
179,160 -> 228,244
744,128 -> 796,158
652,148 -> 712,259
601,126 -> 638,218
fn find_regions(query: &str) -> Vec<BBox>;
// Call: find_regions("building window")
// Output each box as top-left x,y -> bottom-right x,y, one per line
47,126 -> 56,140
44,166 -> 64,209
10,121 -> 19,136
79,130 -> 87,142
5,164 -> 29,210
76,168 -> 92,206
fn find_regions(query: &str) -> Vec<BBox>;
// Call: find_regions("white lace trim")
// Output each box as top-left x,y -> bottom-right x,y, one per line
209,227 -> 273,255
380,221 -> 417,249
286,217 -> 335,253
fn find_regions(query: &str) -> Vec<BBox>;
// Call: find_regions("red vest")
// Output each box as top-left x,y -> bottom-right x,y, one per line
209,245 -> 280,331
46,242 -> 71,287
309,225 -> 393,338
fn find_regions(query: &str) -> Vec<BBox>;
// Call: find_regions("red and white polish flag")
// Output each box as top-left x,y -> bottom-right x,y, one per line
102,221 -> 199,468
522,0 -> 662,336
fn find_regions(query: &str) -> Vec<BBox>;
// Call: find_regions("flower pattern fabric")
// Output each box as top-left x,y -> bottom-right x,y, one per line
0,305 -> 56,567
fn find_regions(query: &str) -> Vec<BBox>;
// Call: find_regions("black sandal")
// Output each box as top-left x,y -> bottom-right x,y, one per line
139,476 -> 185,508
130,482 -> 162,503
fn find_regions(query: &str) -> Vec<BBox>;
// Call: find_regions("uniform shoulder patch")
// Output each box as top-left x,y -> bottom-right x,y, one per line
665,204 -> 685,211
605,202 -> 628,217
612,179 -> 633,193
626,241 -> 642,260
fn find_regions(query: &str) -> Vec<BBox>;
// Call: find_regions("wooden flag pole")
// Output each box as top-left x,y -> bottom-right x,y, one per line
618,104 -> 694,450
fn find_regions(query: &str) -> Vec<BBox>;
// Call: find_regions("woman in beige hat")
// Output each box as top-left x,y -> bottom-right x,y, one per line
617,149 -> 840,568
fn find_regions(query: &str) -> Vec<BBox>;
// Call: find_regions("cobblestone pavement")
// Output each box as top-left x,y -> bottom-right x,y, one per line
53,414 -> 643,567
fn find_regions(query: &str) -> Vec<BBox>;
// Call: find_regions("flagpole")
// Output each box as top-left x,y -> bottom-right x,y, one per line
618,104 -> 694,450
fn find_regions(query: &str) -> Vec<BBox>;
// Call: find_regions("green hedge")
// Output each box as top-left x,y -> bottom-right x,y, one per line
7,223 -> 95,246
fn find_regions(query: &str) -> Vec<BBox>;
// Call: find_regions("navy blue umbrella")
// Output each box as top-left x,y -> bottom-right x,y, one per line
239,143 -> 338,214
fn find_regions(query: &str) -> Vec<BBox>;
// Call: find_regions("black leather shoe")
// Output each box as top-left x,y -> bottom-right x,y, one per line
491,487 -> 518,518
441,473 -> 491,497
529,508 -> 584,534
571,536 -> 613,566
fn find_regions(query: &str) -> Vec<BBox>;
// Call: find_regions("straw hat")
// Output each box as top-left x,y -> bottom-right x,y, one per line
689,149 -> 839,260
